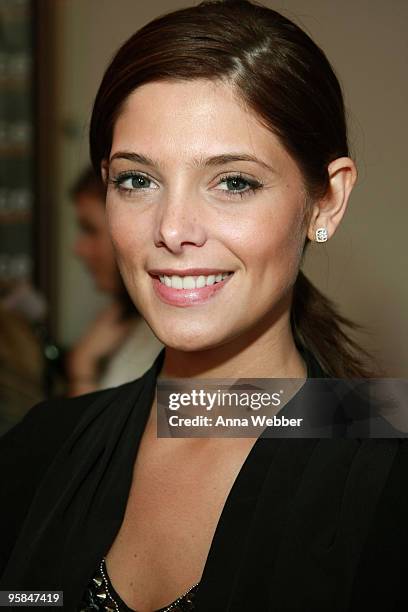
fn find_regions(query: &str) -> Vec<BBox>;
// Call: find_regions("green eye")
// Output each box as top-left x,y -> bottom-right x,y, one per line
111,172 -> 159,193
216,173 -> 263,199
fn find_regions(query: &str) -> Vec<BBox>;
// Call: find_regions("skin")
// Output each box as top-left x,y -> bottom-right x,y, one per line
104,78 -> 357,380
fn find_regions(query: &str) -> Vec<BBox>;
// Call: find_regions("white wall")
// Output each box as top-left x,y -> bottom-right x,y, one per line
53,0 -> 407,375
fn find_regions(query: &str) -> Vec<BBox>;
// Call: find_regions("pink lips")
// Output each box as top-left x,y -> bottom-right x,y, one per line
151,274 -> 233,307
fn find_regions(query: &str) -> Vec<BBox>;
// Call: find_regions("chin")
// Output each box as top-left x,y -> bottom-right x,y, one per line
150,321 -> 229,353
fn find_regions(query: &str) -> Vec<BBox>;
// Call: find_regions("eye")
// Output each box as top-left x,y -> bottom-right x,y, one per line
215,173 -> 263,199
109,171 -> 159,194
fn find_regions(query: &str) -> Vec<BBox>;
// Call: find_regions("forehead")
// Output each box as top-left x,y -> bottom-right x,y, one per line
110,79 -> 293,170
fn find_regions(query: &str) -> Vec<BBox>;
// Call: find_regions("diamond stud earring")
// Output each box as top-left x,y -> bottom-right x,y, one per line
315,227 -> 328,242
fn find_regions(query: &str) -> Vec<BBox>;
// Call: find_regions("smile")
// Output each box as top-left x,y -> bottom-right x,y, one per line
150,271 -> 234,307
158,272 -> 232,290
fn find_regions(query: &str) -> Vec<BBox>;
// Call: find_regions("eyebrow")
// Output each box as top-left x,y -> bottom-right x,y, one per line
109,151 -> 277,173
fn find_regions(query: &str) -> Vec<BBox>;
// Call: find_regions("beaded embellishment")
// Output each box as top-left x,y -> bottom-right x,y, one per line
78,557 -> 199,612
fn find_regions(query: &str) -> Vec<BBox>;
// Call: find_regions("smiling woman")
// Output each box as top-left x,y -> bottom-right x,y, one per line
1,1 -> 407,611
90,2 -> 375,380
103,77 -> 318,364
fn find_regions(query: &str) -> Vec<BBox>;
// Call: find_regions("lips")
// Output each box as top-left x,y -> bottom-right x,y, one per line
148,268 -> 232,277
150,271 -> 234,307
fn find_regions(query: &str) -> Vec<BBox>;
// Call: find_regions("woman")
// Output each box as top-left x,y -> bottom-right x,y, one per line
1,1 -> 406,611
67,167 -> 163,395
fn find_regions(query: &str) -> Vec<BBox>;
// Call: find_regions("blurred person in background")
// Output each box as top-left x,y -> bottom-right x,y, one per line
0,302 -> 44,436
66,167 -> 163,396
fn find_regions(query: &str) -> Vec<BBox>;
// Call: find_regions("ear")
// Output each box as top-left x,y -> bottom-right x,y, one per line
306,157 -> 357,242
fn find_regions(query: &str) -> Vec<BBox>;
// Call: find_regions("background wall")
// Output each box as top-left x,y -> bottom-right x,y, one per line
53,0 -> 407,375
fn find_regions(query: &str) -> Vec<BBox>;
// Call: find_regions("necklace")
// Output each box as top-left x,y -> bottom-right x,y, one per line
95,557 -> 199,612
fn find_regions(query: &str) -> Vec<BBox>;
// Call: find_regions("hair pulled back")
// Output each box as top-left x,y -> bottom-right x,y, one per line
90,0 -> 379,377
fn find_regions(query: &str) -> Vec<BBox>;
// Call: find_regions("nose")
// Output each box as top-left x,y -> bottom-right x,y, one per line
153,191 -> 207,254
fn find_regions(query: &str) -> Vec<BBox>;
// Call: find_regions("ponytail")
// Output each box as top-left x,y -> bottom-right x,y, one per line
291,271 -> 383,378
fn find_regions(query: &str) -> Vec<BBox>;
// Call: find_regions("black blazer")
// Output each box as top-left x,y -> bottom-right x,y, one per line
1,348 -> 407,611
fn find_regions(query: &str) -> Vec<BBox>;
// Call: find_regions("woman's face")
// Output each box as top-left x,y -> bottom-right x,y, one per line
105,79 -> 308,351
73,191 -> 122,294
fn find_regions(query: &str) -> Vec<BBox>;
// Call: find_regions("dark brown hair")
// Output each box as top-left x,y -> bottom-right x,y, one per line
89,0 -> 381,377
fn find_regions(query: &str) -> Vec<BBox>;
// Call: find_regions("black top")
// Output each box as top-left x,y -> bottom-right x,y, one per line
1,347 -> 408,611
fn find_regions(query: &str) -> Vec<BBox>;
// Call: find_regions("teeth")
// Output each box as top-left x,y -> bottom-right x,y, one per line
172,275 -> 183,289
182,276 -> 195,289
157,272 -> 232,289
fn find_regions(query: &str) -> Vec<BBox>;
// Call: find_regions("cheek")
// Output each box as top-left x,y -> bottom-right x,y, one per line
265,212 -> 303,261
233,198 -> 305,281
106,201 -> 151,282
107,202 -> 138,254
